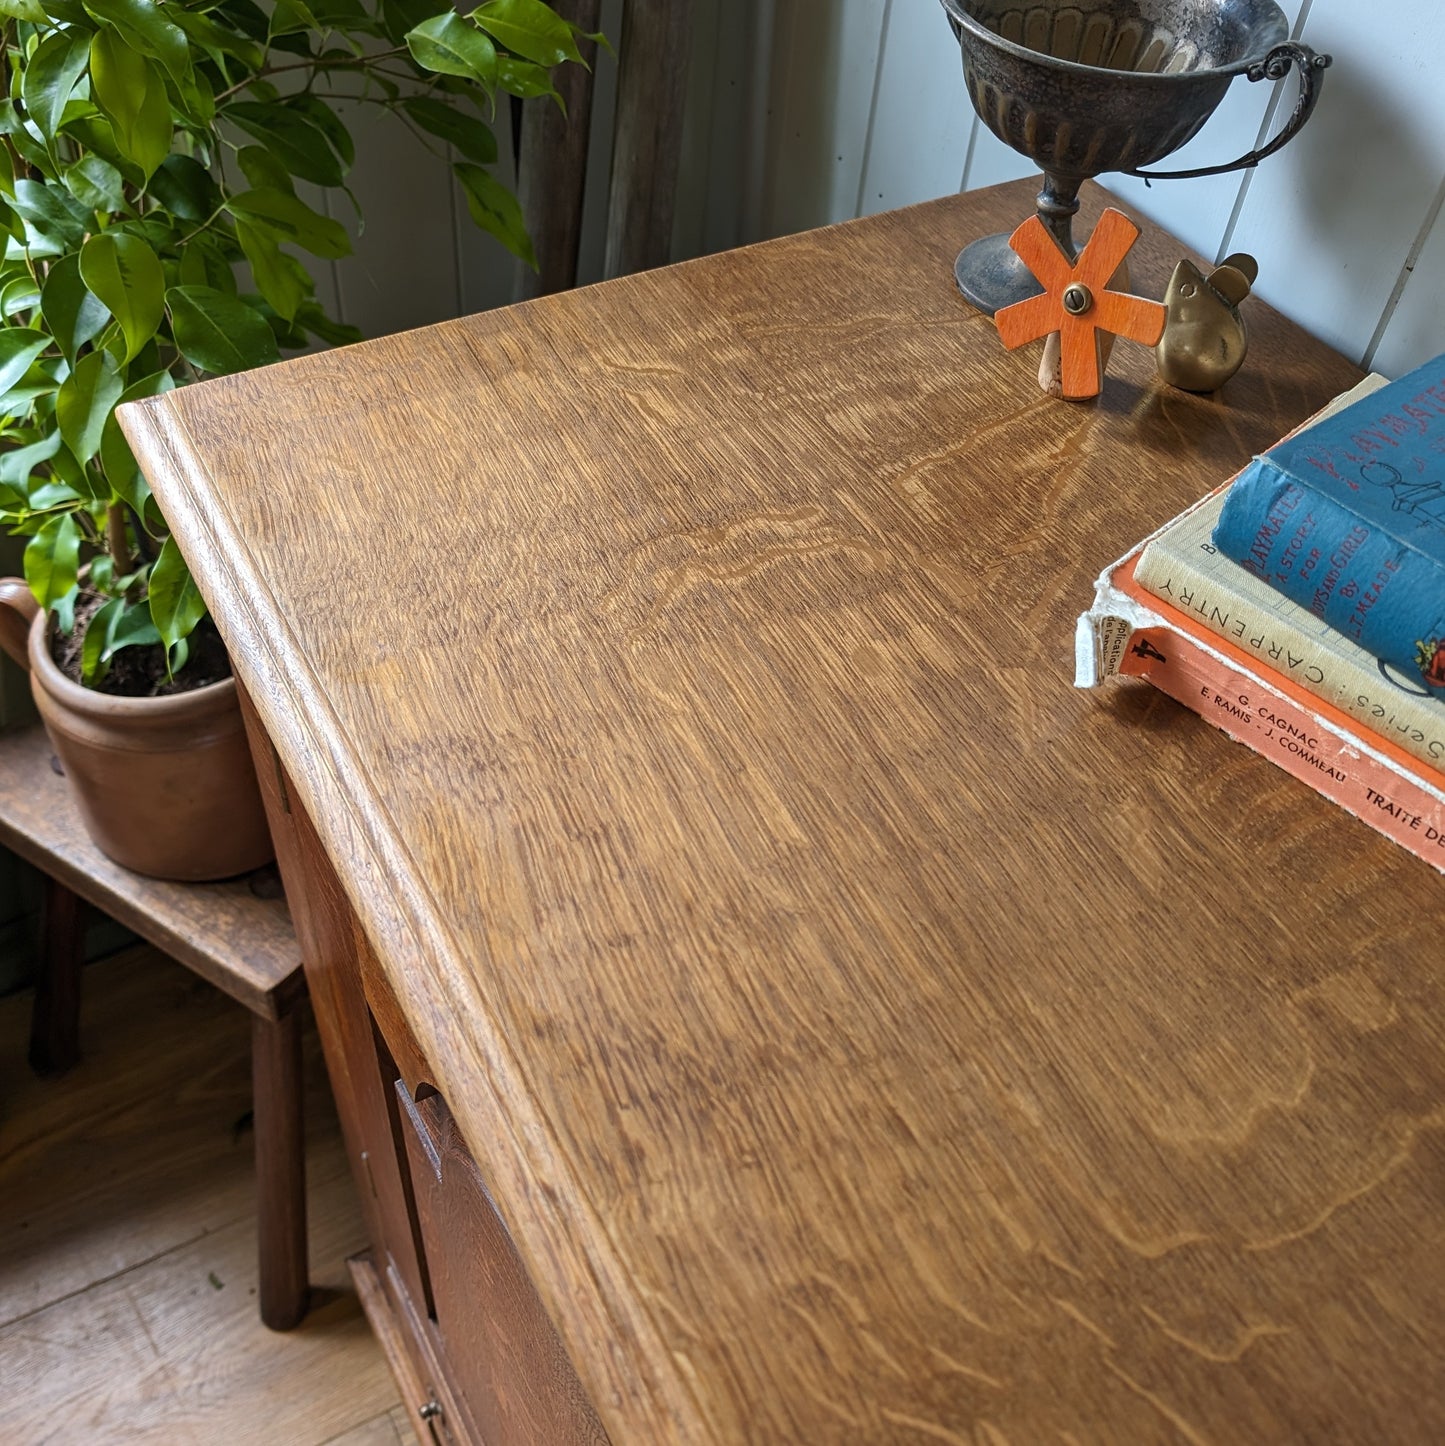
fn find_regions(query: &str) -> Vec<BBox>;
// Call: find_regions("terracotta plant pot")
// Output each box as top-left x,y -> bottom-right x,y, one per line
0,578 -> 273,881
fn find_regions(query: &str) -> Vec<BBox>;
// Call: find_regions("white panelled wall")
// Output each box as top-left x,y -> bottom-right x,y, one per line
324,0 -> 1445,378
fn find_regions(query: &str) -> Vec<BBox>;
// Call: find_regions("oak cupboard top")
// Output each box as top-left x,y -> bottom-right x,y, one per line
122,182 -> 1444,1444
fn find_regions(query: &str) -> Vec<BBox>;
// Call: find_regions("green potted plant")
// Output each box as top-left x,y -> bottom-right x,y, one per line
0,0 -> 590,879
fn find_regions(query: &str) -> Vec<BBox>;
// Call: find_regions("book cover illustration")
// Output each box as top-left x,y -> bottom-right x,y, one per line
1212,353 -> 1445,690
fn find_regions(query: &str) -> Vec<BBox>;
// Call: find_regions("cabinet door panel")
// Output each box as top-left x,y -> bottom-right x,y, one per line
395,1084 -> 611,1446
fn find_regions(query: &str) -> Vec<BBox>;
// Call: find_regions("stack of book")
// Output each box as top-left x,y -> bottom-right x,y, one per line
1077,360 -> 1445,872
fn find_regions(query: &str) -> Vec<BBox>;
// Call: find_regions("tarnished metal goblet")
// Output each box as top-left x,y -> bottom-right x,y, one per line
941,0 -> 1331,314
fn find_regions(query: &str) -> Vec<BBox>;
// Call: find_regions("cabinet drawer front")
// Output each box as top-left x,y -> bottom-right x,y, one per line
396,1084 -> 610,1446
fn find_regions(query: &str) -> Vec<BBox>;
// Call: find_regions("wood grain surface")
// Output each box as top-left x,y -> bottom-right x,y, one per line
0,723 -> 301,1018
1,945 -> 269,1325
398,1085 -> 611,1444
0,946 -> 402,1444
122,181 -> 1445,1443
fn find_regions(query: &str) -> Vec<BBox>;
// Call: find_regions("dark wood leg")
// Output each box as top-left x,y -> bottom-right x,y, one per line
252,1007 -> 309,1330
29,875 -> 85,1076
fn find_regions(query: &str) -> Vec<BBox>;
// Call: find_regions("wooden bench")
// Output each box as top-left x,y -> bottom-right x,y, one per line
0,722 -> 310,1331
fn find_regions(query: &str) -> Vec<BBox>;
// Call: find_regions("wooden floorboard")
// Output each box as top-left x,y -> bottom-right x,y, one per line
0,944 -> 412,1444
321,1405 -> 416,1445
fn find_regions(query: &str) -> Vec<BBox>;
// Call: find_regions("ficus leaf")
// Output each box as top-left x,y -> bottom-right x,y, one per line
169,64 -> 217,128
82,595 -> 164,681
177,235 -> 238,293
101,368 -> 171,513
87,28 -> 143,122
379,0 -> 437,45
101,416 -> 150,512
148,153 -> 221,220
42,253 -> 112,361
90,31 -> 172,179
237,144 -> 293,194
248,294 -> 307,350
216,0 -> 273,44
170,6 -> 265,69
0,328 -> 54,396
0,274 -> 41,318
22,30 -> 92,144
286,94 -> 354,168
56,350 -> 125,466
166,285 -> 281,374
10,178 -> 91,249
105,600 -> 162,659
37,442 -> 86,501
27,478 -> 84,511
25,511 -> 82,610
495,56 -> 562,103
88,555 -> 115,593
81,595 -> 121,683
269,0 -> 318,35
80,232 -> 166,364
65,154 -> 127,213
224,187 -> 350,258
85,0 -> 193,86
235,219 -> 308,322
147,535 -> 206,666
470,0 -> 582,67
176,246 -> 208,291
405,13 -> 498,86
0,101 -> 54,177
0,356 -> 68,415
453,160 -> 536,268
225,102 -> 344,187
118,215 -> 177,256
401,96 -> 497,163
60,113 -> 142,187
295,300 -> 362,347
310,0 -> 371,24
0,430 -> 61,488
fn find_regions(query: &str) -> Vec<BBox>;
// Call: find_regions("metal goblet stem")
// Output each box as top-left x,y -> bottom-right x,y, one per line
954,171 -> 1085,314
941,0 -> 1330,317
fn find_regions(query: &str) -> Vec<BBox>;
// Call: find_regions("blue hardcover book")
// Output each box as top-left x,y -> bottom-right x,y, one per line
1213,353 -> 1445,693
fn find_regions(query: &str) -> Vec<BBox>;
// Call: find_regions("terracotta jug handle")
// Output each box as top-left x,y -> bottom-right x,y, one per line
0,578 -> 38,671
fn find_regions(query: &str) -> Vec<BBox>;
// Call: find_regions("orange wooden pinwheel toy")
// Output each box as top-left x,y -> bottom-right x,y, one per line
994,208 -> 1166,401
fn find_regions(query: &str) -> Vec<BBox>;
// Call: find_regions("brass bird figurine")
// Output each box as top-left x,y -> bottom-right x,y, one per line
1156,252 -> 1258,392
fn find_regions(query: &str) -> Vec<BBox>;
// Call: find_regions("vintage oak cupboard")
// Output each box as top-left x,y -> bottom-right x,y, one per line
121,182 -> 1443,1444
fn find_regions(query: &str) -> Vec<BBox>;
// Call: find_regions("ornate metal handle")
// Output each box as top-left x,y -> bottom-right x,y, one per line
1130,42 -> 1332,181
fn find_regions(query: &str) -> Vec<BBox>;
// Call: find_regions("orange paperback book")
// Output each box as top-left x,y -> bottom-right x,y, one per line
1076,553 -> 1445,874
